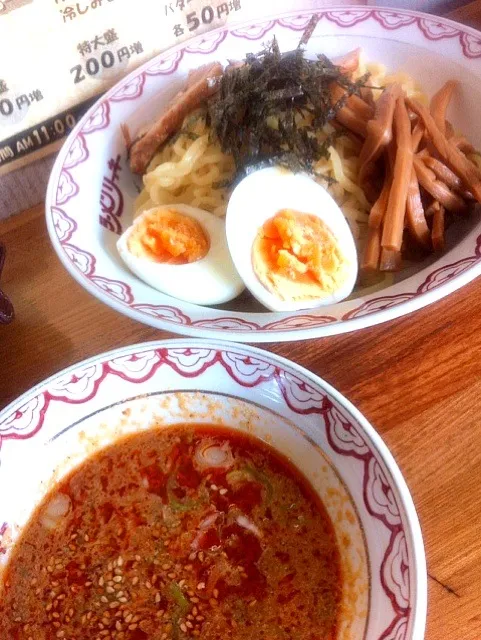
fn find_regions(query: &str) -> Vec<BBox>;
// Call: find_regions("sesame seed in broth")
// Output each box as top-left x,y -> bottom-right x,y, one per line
0,425 -> 342,640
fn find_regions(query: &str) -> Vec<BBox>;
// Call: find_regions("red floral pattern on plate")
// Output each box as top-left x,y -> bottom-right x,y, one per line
130,303 -> 190,325
162,347 -> 219,376
365,457 -> 401,527
186,31 -> 227,54
380,616 -> 408,640
48,364 -> 106,403
264,314 -> 336,330
108,352 -> 163,382
90,275 -> 134,303
325,10 -> 372,28
231,20 -> 276,40
63,244 -> 96,276
220,352 -> 276,387
343,294 -> 415,320
63,134 -> 89,169
277,371 -> 326,414
324,402 -> 371,459
191,317 -> 260,331
110,73 -> 146,102
418,17 -> 459,40
56,170 -> 79,206
461,32 -> 481,58
51,207 -> 77,243
277,15 -> 313,31
382,530 -> 410,611
0,395 -> 48,440
145,50 -> 183,76
372,11 -> 417,30
81,101 -> 110,134
416,257 -> 479,293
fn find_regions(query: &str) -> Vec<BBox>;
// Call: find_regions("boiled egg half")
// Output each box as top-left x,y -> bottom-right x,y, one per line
117,204 -> 245,305
226,167 -> 358,312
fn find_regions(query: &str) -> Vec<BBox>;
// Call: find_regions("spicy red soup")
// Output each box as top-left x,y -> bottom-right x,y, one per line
0,425 -> 342,640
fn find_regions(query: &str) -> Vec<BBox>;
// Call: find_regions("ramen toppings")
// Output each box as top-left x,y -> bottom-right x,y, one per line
128,15 -> 481,296
0,425 -> 342,640
127,208 -> 210,264
252,208 -> 351,302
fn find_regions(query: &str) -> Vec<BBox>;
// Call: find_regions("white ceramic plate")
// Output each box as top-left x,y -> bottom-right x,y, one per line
0,339 -> 426,639
46,5 -> 481,342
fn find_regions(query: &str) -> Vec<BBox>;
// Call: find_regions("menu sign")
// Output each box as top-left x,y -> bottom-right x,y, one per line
0,0 -> 365,176
0,0 -> 472,219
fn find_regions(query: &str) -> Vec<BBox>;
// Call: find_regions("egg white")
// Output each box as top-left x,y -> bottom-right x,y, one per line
226,167 -> 358,312
117,204 -> 245,306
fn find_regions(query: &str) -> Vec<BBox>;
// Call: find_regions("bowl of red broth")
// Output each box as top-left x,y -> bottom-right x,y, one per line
0,340 -> 426,639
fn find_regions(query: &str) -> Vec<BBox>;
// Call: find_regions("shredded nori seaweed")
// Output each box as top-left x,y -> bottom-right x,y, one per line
208,14 -> 369,180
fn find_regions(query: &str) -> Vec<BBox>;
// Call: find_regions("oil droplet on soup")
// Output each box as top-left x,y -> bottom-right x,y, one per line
0,426 -> 343,640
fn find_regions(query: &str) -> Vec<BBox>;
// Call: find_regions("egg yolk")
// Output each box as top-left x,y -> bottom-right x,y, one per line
252,209 -> 349,301
127,208 -> 209,264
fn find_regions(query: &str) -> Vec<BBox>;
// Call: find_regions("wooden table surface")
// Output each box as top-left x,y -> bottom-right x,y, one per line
3,5 -> 481,637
